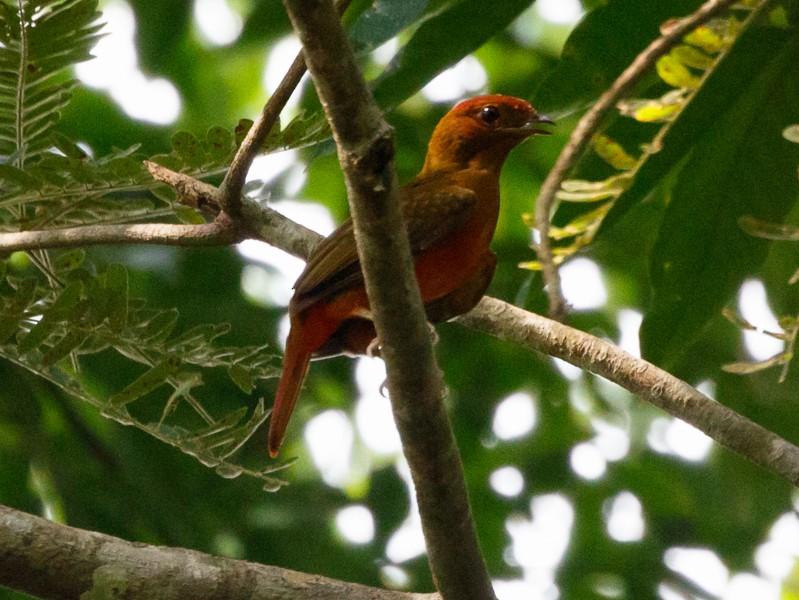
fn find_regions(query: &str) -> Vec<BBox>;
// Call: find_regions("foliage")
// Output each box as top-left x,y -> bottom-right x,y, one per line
528,1 -> 799,369
1,0 -> 799,599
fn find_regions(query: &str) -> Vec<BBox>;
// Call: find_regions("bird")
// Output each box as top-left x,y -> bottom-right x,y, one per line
269,94 -> 553,456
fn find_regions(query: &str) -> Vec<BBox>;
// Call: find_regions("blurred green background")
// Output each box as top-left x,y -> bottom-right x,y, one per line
2,1 -> 799,599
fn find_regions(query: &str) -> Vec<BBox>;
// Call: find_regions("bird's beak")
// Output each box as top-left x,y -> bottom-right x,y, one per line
523,113 -> 555,136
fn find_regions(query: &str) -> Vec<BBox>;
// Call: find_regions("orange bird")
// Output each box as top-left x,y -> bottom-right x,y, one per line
269,95 -> 553,456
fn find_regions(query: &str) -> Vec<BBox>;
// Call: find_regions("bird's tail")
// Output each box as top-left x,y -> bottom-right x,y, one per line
269,320 -> 312,457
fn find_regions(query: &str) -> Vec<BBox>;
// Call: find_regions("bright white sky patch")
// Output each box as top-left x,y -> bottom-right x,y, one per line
492,578 -> 555,600
664,418 -> 713,462
647,417 -> 713,462
385,520 -> 426,563
246,150 -> 298,186
380,565 -> 409,589
553,356 -> 582,381
569,442 -> 606,480
560,258 -> 608,310
385,458 -> 426,563
240,263 -> 294,307
76,0 -> 181,125
268,198 -> 336,236
263,36 -> 306,113
754,512 -> 799,582
489,466 -> 525,498
617,309 -> 642,357
738,279 -> 784,361
605,491 -> 645,542
372,37 -> 399,67
725,573 -> 778,600
535,0 -> 584,25
422,56 -> 487,103
355,358 -> 402,455
304,410 -> 353,488
664,547 -> 729,597
696,379 -> 716,399
336,505 -> 375,545
492,391 -> 537,441
193,0 -> 243,46
237,199 -> 335,307
591,419 -> 630,462
506,494 -> 574,570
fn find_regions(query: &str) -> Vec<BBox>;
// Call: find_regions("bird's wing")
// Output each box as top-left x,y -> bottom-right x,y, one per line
291,175 -> 477,314
403,178 -> 477,254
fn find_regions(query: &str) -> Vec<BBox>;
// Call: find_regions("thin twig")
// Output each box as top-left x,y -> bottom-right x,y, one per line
144,160 -> 223,216
218,0 -> 353,215
533,0 -> 739,321
282,1 -> 495,599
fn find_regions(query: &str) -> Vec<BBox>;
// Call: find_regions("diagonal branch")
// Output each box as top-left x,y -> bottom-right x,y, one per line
218,0 -> 352,216
533,0 -> 739,321
281,1 -> 495,599
7,179 -> 796,487
230,209 -> 799,485
0,503 -> 439,600
456,297 -> 799,485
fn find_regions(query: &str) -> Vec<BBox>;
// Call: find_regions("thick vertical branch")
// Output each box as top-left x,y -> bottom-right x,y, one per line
281,1 -> 495,599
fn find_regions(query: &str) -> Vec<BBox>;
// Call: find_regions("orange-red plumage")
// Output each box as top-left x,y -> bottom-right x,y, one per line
269,95 -> 553,456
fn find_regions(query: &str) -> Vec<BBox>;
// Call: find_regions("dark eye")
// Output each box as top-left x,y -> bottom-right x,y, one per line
480,105 -> 500,124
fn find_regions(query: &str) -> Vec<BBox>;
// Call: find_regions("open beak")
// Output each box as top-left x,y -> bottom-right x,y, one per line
525,113 -> 555,136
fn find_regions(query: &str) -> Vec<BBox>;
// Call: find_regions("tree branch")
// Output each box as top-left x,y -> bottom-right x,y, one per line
218,0 -> 352,216
533,0 -> 739,321
456,298 -> 799,485
0,218 -> 240,252
0,504 -> 438,600
281,1 -> 495,599
4,168 -> 797,488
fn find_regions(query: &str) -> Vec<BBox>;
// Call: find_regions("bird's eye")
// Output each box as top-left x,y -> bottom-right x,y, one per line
480,105 -> 500,124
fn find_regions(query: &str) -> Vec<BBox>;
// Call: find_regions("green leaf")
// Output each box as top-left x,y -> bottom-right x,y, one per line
0,0 -> 102,160
140,309 -> 180,344
532,0 -> 704,111
19,281 -> 84,353
0,278 -> 36,343
171,131 -> 205,169
51,132 -> 88,159
205,126 -> 233,162
640,32 -> 799,368
0,164 -> 41,190
228,363 -> 255,394
108,356 -> 183,406
349,0 -> 429,52
41,328 -> 89,366
53,249 -> 86,271
234,119 -> 253,147
104,264 -> 128,333
371,0 -> 534,109
600,19 -> 793,234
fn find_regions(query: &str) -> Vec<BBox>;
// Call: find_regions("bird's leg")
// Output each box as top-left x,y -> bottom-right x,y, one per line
366,336 -> 382,358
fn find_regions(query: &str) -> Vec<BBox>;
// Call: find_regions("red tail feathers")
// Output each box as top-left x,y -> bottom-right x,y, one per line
268,321 -> 312,457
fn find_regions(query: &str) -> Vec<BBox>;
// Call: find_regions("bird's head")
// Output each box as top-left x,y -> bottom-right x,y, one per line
423,95 -> 554,173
